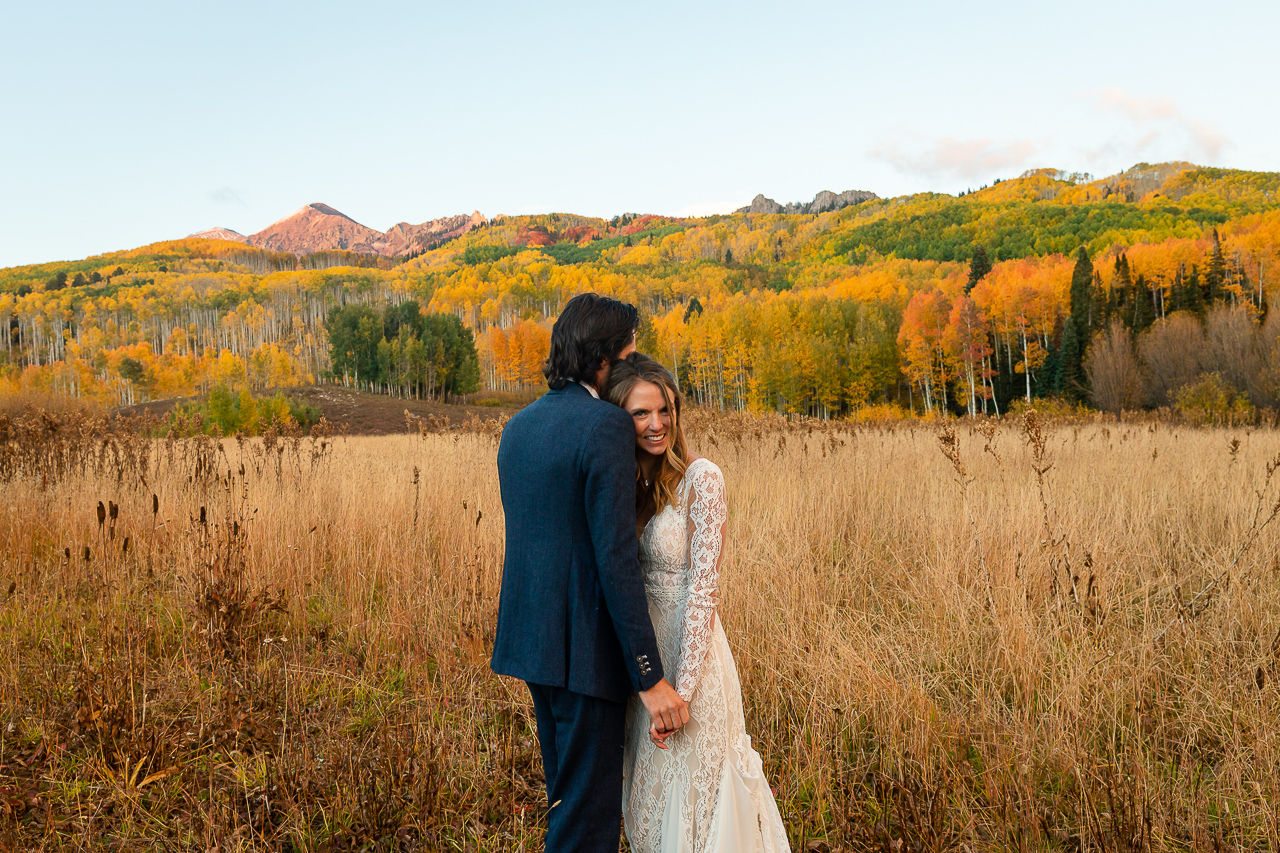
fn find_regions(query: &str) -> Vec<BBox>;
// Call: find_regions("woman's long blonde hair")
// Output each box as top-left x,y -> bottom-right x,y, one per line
603,353 -> 691,518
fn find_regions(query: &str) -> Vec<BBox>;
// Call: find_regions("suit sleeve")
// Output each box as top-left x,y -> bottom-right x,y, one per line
583,410 -> 665,692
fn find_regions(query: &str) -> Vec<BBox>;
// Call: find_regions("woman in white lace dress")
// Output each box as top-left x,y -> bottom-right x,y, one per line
604,354 -> 790,853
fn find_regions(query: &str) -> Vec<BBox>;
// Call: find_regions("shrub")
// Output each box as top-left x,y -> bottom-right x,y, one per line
171,387 -> 322,436
1174,372 -> 1256,425
1007,395 -> 1091,421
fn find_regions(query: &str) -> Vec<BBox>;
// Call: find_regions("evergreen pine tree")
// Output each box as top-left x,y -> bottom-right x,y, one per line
1112,254 -> 1133,323
1168,266 -> 1187,314
1069,247 -> 1093,336
1060,248 -> 1094,398
1186,265 -> 1206,315
966,245 -> 992,294
1207,229 -> 1226,305
1056,315 -> 1082,398
1132,274 -> 1154,332
1093,271 -> 1111,327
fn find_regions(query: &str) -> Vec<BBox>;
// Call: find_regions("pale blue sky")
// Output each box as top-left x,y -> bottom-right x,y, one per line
2,0 -> 1277,268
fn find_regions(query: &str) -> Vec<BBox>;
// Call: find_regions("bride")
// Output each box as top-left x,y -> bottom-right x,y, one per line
603,353 -> 790,853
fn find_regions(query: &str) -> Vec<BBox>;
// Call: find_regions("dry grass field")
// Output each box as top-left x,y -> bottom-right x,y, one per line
3,407 -> 1280,851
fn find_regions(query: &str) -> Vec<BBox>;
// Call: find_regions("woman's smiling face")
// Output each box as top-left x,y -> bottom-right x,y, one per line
624,380 -> 671,458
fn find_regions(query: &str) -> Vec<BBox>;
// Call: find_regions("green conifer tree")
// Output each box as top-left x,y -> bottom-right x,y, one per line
1056,315 -> 1082,398
1132,274 -> 1154,332
1186,265 -> 1206,315
1207,229 -> 1226,304
1111,254 -> 1133,323
966,245 -> 992,294
1061,247 -> 1094,398
1069,247 -> 1094,337
1093,271 -> 1111,328
1168,266 -> 1187,314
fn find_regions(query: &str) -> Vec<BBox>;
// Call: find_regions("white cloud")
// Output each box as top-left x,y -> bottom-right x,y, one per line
209,186 -> 246,206
869,135 -> 1037,182
1084,87 -> 1229,162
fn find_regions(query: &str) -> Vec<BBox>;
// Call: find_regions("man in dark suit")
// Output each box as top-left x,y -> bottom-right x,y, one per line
493,293 -> 689,852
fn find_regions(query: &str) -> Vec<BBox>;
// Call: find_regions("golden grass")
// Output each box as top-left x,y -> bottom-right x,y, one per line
2,410 -> 1280,850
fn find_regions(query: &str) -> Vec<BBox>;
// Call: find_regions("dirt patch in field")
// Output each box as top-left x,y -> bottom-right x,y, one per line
114,384 -> 527,435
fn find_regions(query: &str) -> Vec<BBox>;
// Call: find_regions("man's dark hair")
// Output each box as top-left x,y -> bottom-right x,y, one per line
543,293 -> 639,390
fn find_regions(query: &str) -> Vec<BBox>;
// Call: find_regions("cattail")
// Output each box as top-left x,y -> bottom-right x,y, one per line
122,536 -> 130,556
96,501 -> 106,528
108,501 -> 118,523
152,494 -> 159,515
199,506 -> 207,525
82,546 -> 91,562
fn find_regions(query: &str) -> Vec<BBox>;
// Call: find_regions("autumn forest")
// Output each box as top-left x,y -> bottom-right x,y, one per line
4,162 -> 1280,421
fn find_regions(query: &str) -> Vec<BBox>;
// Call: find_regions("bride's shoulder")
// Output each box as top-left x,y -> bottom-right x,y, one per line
683,455 -> 725,488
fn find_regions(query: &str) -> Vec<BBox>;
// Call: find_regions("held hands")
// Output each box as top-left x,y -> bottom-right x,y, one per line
637,679 -> 689,750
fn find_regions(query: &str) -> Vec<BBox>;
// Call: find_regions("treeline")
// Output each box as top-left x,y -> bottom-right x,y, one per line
4,163 -> 1280,417
0,239 -> 405,294
324,301 -> 479,399
894,214 -> 1280,418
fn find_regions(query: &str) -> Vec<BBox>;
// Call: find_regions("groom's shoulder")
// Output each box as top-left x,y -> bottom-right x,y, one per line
508,385 -> 625,436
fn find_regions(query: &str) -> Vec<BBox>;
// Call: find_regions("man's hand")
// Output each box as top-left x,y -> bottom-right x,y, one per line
638,678 -> 689,738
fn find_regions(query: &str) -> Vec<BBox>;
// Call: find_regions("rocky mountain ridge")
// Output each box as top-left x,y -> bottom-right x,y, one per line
188,205 -> 487,257
188,227 -> 248,243
736,188 -> 879,215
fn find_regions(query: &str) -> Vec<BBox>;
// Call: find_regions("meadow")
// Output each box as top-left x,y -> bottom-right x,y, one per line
2,407 -> 1280,851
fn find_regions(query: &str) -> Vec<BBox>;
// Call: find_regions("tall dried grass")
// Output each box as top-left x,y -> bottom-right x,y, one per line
2,408 -> 1279,851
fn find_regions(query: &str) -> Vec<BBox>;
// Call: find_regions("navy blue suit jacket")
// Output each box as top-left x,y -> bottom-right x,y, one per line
492,382 -> 665,703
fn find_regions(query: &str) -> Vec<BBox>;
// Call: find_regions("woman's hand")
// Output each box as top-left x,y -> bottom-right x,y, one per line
649,722 -> 675,749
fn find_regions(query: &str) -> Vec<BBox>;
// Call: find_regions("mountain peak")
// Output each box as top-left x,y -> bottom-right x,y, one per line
242,204 -> 487,257
262,203 -> 358,231
250,204 -> 380,255
305,202 -> 357,221
187,226 -> 248,243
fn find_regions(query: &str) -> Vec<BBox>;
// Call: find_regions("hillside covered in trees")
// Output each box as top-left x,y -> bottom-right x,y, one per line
4,162 -> 1280,419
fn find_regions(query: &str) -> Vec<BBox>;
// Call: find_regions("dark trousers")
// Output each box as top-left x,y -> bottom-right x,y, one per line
526,682 -> 627,853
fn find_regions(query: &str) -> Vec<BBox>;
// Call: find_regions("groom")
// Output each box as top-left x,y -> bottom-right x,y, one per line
492,293 -> 689,852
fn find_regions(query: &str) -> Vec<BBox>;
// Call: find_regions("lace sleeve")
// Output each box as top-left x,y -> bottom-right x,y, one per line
675,460 -> 727,701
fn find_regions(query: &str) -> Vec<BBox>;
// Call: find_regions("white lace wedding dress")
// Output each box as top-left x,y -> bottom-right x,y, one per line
622,458 -> 791,853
